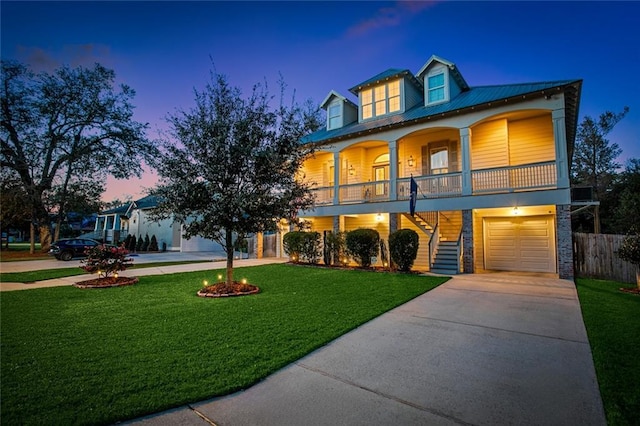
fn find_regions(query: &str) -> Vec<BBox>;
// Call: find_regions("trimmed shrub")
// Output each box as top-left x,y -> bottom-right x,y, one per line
135,235 -> 143,251
283,231 -> 305,262
389,229 -> 420,272
300,231 -> 321,264
149,235 -> 159,251
345,228 -> 379,267
617,227 -> 640,266
123,234 -> 132,250
80,245 -> 133,278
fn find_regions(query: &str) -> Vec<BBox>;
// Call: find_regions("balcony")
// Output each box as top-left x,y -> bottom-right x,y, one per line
310,161 -> 558,206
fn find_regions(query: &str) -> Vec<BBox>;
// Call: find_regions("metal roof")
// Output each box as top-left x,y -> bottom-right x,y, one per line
302,79 -> 582,145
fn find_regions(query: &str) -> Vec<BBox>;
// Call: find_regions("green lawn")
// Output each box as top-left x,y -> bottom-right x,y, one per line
0,260 -> 211,283
576,278 -> 640,426
0,264 -> 447,425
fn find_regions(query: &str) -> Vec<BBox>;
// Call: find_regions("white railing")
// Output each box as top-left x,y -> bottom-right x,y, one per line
397,173 -> 462,200
312,187 -> 334,206
472,161 -> 556,194
310,162 -> 557,207
340,181 -> 390,203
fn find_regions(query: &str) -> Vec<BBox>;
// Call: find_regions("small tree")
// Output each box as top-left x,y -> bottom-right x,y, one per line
345,228 -> 379,267
80,245 -> 133,279
300,231 -> 321,264
149,235 -> 159,251
128,235 -> 137,252
617,228 -> 640,287
136,235 -> 144,252
283,231 -> 305,262
141,234 -> 150,251
325,231 -> 346,266
389,229 -> 420,272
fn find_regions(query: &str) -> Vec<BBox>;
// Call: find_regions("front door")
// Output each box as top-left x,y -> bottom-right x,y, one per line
373,165 -> 388,196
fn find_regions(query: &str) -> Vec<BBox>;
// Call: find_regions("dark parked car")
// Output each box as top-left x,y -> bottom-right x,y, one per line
49,238 -> 102,261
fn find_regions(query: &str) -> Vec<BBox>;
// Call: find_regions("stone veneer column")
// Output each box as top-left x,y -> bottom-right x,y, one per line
333,215 -> 340,234
556,204 -> 574,280
389,213 -> 398,234
462,209 -> 474,273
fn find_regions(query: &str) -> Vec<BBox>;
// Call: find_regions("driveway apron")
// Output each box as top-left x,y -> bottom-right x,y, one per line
130,273 -> 607,425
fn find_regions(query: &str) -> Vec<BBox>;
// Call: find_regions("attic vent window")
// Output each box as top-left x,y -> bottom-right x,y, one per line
427,72 -> 445,103
361,80 -> 401,120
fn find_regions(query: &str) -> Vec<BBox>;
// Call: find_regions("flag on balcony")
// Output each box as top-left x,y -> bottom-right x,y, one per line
409,176 -> 417,217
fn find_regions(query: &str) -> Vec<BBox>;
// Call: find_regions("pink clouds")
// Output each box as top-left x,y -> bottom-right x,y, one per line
346,1 -> 439,38
15,44 -> 113,73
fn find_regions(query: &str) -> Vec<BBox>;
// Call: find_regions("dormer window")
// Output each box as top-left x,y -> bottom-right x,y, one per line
428,72 -> 445,103
427,69 -> 447,104
361,79 -> 401,120
328,103 -> 341,130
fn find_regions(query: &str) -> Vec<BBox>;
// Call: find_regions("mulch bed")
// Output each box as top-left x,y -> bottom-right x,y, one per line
74,276 -> 139,289
198,281 -> 260,298
619,287 -> 640,295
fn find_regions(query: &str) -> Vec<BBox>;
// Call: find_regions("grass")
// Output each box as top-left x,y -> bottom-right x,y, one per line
0,260 -> 211,283
0,263 -> 447,425
575,278 -> 640,426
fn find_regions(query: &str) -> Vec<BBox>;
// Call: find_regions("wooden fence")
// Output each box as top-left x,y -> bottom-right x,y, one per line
573,232 -> 637,284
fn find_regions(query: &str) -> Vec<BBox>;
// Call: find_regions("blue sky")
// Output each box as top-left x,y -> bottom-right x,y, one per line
2,1 -> 639,201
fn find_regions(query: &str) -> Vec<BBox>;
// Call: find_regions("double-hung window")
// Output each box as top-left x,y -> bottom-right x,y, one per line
361,80 -> 401,120
427,71 -> 446,104
328,104 -> 341,130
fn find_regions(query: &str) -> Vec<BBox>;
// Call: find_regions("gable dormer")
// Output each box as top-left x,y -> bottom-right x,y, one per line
416,55 -> 469,106
320,90 -> 357,131
349,69 -> 422,123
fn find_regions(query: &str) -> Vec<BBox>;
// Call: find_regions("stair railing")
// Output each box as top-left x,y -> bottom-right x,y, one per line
428,222 -> 440,269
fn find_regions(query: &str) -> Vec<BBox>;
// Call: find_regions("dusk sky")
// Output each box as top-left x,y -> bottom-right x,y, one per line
2,1 -> 639,202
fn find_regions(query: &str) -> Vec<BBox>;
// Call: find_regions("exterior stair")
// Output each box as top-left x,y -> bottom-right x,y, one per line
401,212 -> 434,237
430,240 -> 459,275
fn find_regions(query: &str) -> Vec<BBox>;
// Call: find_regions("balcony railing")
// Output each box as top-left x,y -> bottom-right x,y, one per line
397,173 -> 462,199
340,181 -> 390,203
309,161 -> 557,206
472,161 -> 556,194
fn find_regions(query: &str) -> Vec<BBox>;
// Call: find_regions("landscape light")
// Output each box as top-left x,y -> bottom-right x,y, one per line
242,278 -> 247,284
203,280 -> 208,286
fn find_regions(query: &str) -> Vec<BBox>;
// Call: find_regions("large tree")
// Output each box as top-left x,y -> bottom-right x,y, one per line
151,72 -> 322,285
1,61 -> 158,252
571,107 -> 629,232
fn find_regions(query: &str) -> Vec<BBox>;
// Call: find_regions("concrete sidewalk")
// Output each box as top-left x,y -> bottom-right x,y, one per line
0,257 -> 285,291
126,273 -> 606,426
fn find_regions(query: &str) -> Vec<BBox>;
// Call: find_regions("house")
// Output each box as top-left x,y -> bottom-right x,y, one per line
93,195 -> 223,252
298,55 -> 581,279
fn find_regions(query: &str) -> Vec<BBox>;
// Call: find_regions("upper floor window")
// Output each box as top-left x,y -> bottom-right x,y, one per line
430,147 -> 448,174
328,104 -> 341,130
427,72 -> 446,104
361,80 -> 401,120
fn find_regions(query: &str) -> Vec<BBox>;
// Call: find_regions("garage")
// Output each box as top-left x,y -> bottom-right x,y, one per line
483,215 -> 556,273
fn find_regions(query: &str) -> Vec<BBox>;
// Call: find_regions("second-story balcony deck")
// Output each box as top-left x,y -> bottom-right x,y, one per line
312,160 -> 558,206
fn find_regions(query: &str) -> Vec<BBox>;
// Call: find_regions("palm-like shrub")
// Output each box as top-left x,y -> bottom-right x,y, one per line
80,245 -> 133,278
389,229 -> 419,272
345,228 -> 379,267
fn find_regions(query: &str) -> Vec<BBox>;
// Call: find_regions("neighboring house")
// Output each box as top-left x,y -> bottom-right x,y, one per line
93,195 -> 223,253
299,55 -> 581,278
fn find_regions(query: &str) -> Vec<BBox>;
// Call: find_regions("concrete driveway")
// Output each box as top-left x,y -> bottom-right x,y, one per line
127,272 -> 606,425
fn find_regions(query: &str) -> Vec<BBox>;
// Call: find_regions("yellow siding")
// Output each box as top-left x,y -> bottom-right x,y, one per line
508,115 -> 554,165
438,210 -> 462,241
302,152 -> 333,188
400,129 -> 460,177
308,216 -> 334,234
471,119 -> 508,169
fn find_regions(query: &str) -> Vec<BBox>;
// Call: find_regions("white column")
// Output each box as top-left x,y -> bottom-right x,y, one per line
460,127 -> 472,196
552,109 -> 570,189
389,140 -> 398,200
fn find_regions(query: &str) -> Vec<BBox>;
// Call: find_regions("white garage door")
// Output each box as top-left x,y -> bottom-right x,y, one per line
484,216 -> 556,273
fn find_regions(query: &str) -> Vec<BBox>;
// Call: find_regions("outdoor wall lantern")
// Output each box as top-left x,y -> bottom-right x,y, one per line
408,155 -> 414,168
348,164 -> 355,176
